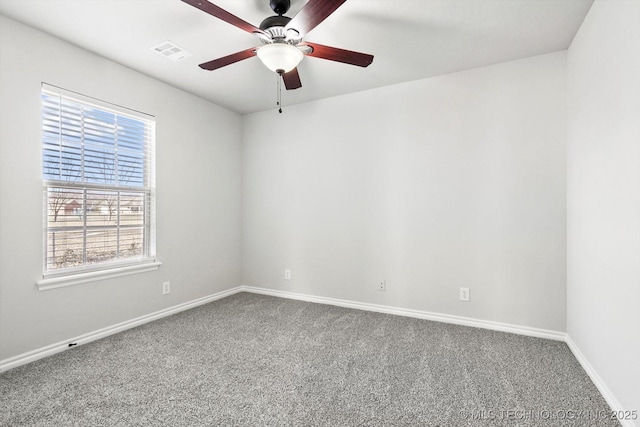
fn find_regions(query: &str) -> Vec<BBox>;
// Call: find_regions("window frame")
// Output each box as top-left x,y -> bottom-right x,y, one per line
38,84 -> 159,289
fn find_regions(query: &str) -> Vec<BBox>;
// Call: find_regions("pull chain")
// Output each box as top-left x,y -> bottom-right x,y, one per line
276,71 -> 283,113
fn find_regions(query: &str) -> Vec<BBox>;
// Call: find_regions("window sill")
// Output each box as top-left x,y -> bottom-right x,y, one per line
36,261 -> 162,291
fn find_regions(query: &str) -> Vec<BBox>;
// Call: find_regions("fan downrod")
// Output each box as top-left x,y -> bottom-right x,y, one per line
269,0 -> 290,15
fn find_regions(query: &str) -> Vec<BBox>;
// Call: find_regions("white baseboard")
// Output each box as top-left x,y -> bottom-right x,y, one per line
245,286 -> 637,425
2,284 -> 632,427
240,286 -> 567,341
0,285 -> 564,373
0,286 -> 243,373
565,336 -> 638,427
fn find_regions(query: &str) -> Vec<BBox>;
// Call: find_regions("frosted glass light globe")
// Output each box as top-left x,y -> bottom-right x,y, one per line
257,43 -> 304,73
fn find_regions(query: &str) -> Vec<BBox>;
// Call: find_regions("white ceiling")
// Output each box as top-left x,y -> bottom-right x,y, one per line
0,0 -> 593,115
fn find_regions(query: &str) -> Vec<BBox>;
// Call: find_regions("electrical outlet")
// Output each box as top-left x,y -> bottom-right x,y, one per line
284,269 -> 291,280
378,280 -> 386,291
162,281 -> 171,295
460,287 -> 470,302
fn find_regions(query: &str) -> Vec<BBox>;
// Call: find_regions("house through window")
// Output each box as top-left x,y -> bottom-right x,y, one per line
41,84 -> 156,276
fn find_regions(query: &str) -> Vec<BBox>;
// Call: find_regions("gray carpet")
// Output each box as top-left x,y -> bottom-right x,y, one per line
0,292 -> 619,426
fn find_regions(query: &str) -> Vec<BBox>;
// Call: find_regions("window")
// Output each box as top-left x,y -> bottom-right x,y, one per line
41,84 -> 156,279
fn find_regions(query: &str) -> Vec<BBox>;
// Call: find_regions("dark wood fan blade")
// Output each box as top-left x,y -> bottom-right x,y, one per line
303,42 -> 374,67
199,47 -> 257,70
181,0 -> 266,36
282,68 -> 302,90
285,0 -> 347,36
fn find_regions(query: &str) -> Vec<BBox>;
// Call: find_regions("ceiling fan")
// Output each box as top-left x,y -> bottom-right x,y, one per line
181,0 -> 374,91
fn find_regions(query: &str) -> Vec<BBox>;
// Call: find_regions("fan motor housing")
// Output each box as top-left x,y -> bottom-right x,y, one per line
259,15 -> 298,41
259,15 -> 291,31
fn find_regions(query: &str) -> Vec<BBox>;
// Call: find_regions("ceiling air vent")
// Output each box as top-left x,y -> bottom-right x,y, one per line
151,41 -> 192,62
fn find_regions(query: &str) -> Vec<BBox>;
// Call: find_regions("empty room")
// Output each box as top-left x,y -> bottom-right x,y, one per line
0,0 -> 638,425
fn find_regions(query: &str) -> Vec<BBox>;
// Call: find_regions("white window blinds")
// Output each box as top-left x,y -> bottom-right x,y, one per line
41,84 -> 156,275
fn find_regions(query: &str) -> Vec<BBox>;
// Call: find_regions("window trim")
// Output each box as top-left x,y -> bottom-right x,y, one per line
36,261 -> 162,291
40,83 -> 157,286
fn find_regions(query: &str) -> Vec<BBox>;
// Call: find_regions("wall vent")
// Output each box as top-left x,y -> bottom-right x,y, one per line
150,41 -> 192,62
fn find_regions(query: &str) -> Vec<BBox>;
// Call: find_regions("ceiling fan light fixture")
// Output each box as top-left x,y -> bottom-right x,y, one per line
257,43 -> 303,74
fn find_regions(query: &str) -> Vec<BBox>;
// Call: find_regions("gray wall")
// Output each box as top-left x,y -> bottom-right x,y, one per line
0,16 -> 243,360
567,0 -> 640,417
242,52 -> 567,332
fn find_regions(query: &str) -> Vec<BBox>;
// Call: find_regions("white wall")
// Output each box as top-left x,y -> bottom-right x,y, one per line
567,0 -> 640,418
0,16 -> 242,361
242,52 -> 567,332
